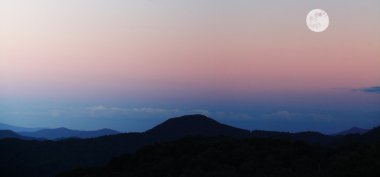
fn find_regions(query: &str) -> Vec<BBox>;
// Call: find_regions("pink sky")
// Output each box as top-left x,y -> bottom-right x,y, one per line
0,0 -> 379,132
0,0 -> 379,99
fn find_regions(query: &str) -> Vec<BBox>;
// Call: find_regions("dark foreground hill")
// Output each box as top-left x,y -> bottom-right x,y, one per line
0,114 -> 379,177
58,137 -> 380,177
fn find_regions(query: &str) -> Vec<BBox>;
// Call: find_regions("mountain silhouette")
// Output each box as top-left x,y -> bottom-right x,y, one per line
361,126 -> 380,142
0,114 -> 252,177
251,130 -> 333,144
0,114 -> 379,177
0,130 -> 32,140
335,127 -> 368,135
145,114 -> 251,140
20,127 -> 120,140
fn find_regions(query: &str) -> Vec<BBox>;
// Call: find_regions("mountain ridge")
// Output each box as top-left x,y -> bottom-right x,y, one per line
0,114 -> 379,177
335,126 -> 368,135
145,114 -> 251,140
0,130 -> 33,140
0,122 -> 42,132
19,127 -> 120,140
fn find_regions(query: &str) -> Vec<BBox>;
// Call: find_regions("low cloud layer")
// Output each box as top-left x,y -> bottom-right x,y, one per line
261,111 -> 335,122
353,86 -> 380,94
85,105 -> 214,119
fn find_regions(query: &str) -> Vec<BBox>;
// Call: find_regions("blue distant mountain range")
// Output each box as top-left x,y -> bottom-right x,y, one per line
0,123 -> 120,140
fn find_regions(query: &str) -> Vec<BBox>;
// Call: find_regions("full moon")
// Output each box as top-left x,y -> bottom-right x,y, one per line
306,9 -> 329,32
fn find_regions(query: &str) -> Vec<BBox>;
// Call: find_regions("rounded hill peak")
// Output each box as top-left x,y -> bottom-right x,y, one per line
145,114 -> 250,140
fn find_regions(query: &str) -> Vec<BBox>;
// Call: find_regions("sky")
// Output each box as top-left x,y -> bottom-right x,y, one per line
1,0 -> 380,133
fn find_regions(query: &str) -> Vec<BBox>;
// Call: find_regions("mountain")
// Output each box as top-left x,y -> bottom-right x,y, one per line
0,114 -> 251,177
0,122 -> 42,132
0,114 -> 378,177
0,122 -> 120,140
335,127 -> 368,135
20,128 -> 120,140
251,130 -> 333,144
145,114 -> 251,140
0,130 -> 32,140
361,126 -> 380,142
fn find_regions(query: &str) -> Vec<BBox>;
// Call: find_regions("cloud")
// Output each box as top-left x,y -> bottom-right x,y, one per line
85,106 -> 336,123
86,105 -> 126,117
87,105 -> 109,112
213,111 -> 253,120
190,109 -> 211,115
7,111 -> 46,116
263,111 -> 297,120
131,108 -> 177,114
353,86 -> 380,94
86,105 -> 184,118
51,109 -> 63,117
84,106 -> 253,121
261,111 -> 334,122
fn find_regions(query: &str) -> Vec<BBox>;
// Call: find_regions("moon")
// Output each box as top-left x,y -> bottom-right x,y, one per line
306,9 -> 329,32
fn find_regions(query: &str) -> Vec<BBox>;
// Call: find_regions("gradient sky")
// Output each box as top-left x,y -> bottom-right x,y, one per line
1,0 -> 380,133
